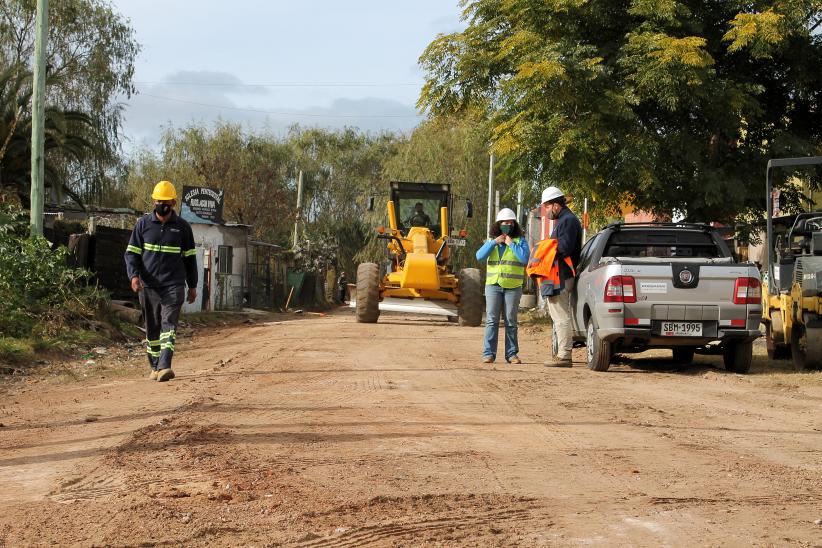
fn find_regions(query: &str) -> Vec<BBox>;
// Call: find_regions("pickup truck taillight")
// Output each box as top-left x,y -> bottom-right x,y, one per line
733,277 -> 761,305
604,276 -> 637,303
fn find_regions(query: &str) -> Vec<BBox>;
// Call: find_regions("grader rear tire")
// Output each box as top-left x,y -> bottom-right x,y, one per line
355,263 -> 380,323
790,323 -> 822,371
457,268 -> 483,327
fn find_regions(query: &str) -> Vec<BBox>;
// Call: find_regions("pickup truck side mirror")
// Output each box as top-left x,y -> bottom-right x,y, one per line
465,199 -> 473,219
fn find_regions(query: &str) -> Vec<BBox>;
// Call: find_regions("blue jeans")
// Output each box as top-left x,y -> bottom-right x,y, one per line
483,284 -> 522,361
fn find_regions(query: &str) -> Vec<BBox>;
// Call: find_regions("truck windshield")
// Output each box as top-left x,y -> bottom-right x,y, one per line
603,230 -> 723,259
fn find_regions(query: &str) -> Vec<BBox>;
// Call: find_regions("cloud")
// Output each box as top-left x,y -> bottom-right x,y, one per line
120,71 -> 423,151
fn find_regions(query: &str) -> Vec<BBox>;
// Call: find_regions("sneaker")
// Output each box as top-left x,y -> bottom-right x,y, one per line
148,370 -> 159,380
508,356 -> 522,364
157,368 -> 175,382
482,356 -> 494,364
544,358 -> 572,368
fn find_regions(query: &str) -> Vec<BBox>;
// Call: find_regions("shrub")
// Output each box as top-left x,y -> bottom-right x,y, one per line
0,203 -> 107,339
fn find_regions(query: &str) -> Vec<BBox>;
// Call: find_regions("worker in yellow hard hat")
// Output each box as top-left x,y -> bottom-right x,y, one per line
124,180 -> 198,382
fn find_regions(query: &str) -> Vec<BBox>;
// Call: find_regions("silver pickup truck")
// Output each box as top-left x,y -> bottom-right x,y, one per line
567,222 -> 762,373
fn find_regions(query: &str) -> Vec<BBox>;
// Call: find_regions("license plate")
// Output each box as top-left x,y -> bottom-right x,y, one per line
661,322 -> 702,337
446,238 -> 466,247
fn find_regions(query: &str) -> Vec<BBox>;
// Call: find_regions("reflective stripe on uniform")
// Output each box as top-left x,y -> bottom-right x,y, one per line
146,349 -> 161,357
183,248 -> 197,257
143,242 -> 182,254
486,238 -> 526,289
127,245 -> 143,255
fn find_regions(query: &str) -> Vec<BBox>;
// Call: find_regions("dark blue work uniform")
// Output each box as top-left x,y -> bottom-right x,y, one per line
124,211 -> 198,371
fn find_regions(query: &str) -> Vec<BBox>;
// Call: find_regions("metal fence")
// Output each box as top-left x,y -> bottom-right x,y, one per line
215,272 -> 244,310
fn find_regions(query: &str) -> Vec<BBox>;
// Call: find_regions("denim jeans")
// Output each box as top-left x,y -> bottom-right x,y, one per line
483,283 -> 523,361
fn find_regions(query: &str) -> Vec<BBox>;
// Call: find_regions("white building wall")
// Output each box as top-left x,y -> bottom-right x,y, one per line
190,224 -> 248,311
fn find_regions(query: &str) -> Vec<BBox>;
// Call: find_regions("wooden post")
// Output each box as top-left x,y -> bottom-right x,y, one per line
29,0 -> 48,237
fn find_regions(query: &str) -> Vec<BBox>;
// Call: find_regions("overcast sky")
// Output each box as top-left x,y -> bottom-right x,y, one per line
109,1 -> 465,153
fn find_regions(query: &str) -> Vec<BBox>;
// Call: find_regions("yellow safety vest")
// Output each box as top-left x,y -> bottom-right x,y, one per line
486,238 -> 526,289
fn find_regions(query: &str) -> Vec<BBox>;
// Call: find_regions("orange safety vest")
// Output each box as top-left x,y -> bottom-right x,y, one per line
526,238 -> 575,293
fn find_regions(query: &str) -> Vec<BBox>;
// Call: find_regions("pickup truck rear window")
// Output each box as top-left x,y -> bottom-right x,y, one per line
603,230 -> 723,259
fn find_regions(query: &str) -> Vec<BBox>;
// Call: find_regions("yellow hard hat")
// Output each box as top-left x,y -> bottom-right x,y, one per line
151,180 -> 177,201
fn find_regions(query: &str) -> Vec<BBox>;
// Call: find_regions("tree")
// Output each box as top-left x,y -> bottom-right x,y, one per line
0,0 -> 139,204
126,122 -> 295,243
287,126 -> 400,275
0,65 -> 99,207
419,0 -> 822,221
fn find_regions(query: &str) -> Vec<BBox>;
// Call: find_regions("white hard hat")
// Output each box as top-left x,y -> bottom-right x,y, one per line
541,186 -> 564,204
495,208 -> 517,222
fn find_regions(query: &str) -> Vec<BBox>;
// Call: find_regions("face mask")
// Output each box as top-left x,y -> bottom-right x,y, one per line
154,203 -> 172,217
500,224 -> 512,235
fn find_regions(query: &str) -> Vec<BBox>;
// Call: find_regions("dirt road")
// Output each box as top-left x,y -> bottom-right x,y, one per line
1,310 -> 821,546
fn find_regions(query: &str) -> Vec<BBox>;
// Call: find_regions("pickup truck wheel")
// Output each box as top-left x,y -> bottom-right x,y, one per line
586,319 -> 611,372
723,340 -> 753,374
672,347 -> 695,365
766,315 -> 790,360
790,324 -> 822,371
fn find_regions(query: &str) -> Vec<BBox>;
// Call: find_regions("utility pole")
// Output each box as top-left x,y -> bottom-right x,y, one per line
29,0 -> 48,238
293,170 -> 304,248
515,184 -> 523,224
486,154 -> 495,236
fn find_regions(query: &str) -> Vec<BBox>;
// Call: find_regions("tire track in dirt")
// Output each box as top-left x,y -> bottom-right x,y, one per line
296,496 -> 544,548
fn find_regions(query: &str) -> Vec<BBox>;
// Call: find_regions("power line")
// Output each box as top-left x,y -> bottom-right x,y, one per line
135,81 -> 420,88
138,93 -> 424,119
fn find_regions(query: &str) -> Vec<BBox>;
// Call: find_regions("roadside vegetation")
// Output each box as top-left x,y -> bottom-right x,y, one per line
1,0 -> 820,373
0,203 -> 120,366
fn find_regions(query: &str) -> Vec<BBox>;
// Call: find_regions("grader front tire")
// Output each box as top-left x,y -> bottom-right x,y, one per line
457,268 -> 483,327
355,263 -> 381,323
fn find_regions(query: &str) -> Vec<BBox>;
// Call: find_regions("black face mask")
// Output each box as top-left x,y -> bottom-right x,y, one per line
154,203 -> 172,217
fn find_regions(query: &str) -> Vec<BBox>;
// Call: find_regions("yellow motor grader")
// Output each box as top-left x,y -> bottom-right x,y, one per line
353,181 -> 483,326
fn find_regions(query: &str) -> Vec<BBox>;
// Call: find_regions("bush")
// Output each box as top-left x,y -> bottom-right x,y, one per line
0,203 -> 107,339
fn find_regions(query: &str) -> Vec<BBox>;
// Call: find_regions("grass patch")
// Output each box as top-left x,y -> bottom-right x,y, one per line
520,308 -> 552,326
0,337 -> 34,364
182,310 -> 282,327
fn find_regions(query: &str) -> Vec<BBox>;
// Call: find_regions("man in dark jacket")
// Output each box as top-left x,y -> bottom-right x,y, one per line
124,180 -> 198,382
542,186 -> 582,367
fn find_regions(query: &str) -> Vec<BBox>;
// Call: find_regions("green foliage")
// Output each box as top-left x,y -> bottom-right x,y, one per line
127,122 -> 295,243
0,0 -> 139,204
418,0 -> 822,222
0,65 -> 101,207
126,122 -> 402,275
0,203 -> 106,339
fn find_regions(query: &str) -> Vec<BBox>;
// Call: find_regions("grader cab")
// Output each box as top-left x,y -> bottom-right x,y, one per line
354,181 -> 483,326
